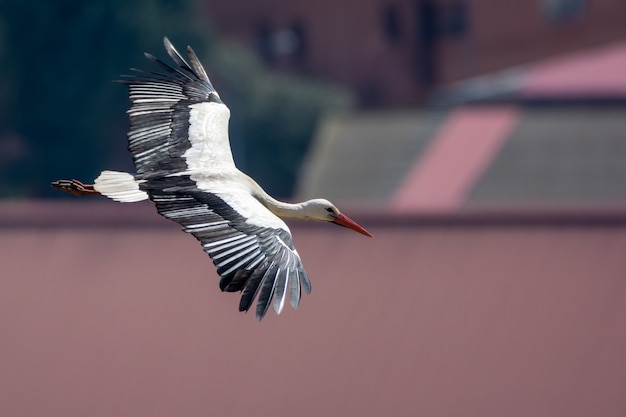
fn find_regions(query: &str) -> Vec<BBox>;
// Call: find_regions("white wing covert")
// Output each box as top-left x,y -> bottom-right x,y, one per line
120,37 -> 227,176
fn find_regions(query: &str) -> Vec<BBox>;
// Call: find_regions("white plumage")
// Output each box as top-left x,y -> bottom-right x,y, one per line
94,171 -> 147,202
52,37 -> 372,321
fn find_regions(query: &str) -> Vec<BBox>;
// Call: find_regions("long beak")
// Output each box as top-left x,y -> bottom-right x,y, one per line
332,213 -> 373,237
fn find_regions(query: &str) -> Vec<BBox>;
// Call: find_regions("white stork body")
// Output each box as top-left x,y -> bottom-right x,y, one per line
54,37 -> 371,321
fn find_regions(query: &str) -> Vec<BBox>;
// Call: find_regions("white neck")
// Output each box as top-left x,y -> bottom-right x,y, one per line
253,189 -> 309,220
239,175 -> 313,220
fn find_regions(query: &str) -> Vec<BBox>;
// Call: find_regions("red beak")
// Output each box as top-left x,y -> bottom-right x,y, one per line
332,213 -> 373,237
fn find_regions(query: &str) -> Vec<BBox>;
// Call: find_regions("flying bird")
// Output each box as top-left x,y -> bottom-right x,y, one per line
52,37 -> 372,321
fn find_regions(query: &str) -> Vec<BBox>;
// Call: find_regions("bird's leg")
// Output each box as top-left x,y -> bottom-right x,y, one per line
51,179 -> 101,197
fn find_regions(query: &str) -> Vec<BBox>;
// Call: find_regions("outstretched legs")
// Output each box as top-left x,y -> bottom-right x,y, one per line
51,179 -> 101,196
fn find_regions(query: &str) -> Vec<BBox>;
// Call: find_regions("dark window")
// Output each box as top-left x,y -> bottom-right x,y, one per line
382,4 -> 403,43
416,0 -> 439,86
440,1 -> 469,37
255,19 -> 308,67
290,20 -> 308,64
256,22 -> 274,64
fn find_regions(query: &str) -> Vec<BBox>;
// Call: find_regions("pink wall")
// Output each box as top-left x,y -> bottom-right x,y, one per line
1,202 -> 626,417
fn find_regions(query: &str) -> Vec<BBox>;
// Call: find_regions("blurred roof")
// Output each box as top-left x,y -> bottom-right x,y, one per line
297,106 -> 626,211
468,107 -> 626,204
1,200 -> 626,417
297,110 -> 446,204
435,40 -> 626,105
523,40 -> 626,98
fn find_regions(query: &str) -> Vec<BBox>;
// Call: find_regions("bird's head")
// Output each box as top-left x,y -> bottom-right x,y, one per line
302,199 -> 373,237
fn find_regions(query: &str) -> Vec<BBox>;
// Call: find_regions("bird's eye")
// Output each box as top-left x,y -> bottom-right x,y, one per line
326,207 -> 335,214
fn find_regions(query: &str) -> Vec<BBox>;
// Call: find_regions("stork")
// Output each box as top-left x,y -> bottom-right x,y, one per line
52,37 -> 372,321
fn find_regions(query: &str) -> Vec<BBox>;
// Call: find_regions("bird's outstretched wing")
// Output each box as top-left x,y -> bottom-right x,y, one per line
119,37 -> 232,176
120,38 -> 311,320
143,175 -> 312,321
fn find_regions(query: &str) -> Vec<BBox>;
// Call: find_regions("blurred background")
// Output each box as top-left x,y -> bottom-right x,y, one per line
1,1 -> 626,416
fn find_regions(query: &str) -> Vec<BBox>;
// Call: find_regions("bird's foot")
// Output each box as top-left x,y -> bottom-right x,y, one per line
51,179 -> 100,196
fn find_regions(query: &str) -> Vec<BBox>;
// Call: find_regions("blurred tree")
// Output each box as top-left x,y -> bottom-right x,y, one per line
211,42 -> 353,197
0,0 -> 211,197
0,0 -> 352,198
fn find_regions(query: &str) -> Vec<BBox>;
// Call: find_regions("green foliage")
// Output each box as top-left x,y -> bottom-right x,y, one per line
0,0 -> 352,198
0,0 -> 213,197
210,42 -> 353,197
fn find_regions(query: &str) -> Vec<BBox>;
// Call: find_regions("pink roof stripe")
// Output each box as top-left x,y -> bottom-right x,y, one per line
523,41 -> 626,97
391,106 -> 520,213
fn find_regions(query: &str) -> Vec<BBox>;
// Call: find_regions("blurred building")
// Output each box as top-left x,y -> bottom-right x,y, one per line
204,0 -> 626,106
297,105 -> 626,210
296,40 -> 626,210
